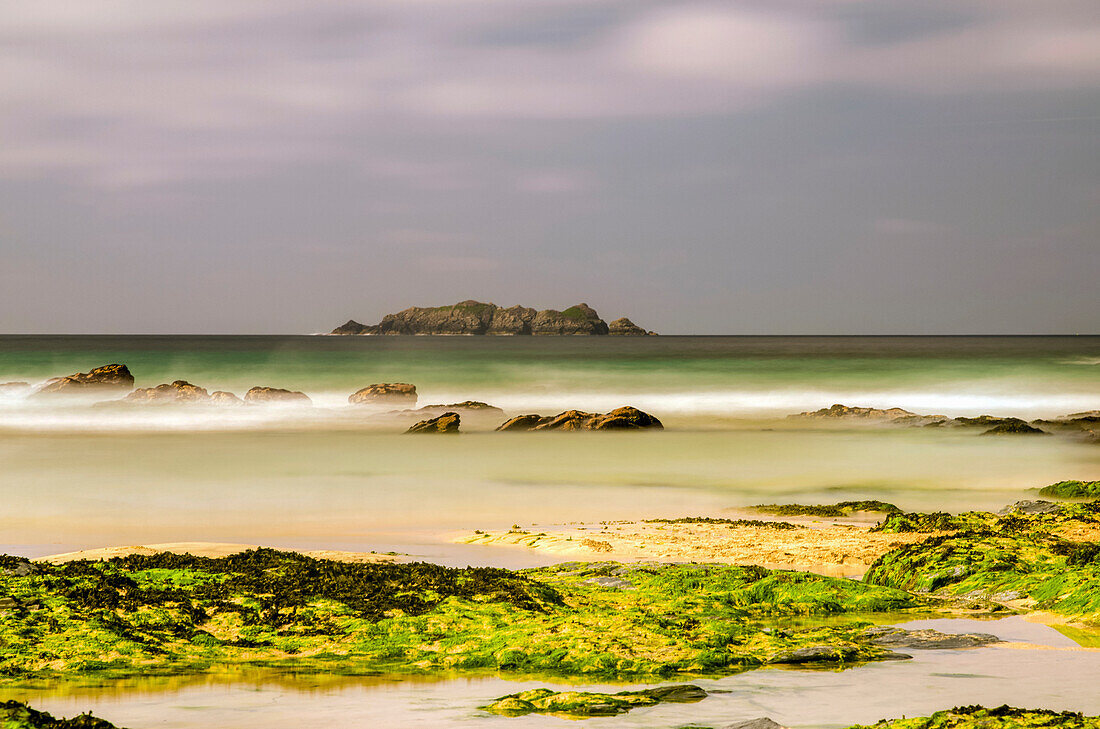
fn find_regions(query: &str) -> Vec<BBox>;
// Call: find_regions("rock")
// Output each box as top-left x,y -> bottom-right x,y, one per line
125,380 -> 210,404
641,685 -> 708,702
349,383 -> 417,406
496,414 -> 552,431
243,387 -> 311,404
0,382 -> 30,395
331,301 -> 654,336
954,415 -> 1025,428
531,303 -> 610,335
210,391 -> 244,406
789,404 -> 945,426
33,364 -> 134,396
1038,480 -> 1100,499
405,412 -> 460,434
411,401 -> 503,416
722,719 -> 786,729
488,305 -> 538,335
330,319 -> 376,335
861,625 -> 1001,649
999,500 -> 1063,515
768,645 -> 859,664
609,317 -> 650,336
590,406 -> 664,430
981,422 -> 1048,436
583,576 -> 635,589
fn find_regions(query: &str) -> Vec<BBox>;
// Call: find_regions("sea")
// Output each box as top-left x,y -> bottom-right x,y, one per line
1,335 -> 1098,727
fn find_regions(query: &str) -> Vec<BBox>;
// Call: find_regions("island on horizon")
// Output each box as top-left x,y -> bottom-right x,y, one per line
329,301 -> 656,336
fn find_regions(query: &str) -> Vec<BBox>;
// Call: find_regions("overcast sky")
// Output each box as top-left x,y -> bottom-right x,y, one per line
1,0 -> 1098,334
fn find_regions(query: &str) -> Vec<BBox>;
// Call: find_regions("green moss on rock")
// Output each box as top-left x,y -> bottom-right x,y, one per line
844,704 -> 1100,728
1039,481 -> 1100,499
0,700 -> 119,728
483,684 -> 706,717
752,501 -> 902,518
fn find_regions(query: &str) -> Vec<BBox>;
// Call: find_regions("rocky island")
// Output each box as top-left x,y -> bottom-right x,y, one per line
329,301 -> 654,335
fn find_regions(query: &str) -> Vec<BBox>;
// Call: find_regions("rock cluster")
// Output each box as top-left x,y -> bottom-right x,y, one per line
496,406 -> 663,431
329,301 -> 654,336
125,380 -> 210,404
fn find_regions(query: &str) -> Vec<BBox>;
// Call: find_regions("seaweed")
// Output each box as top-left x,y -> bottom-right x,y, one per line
752,501 -> 902,518
643,517 -> 798,529
0,700 -> 119,728
844,704 -> 1098,728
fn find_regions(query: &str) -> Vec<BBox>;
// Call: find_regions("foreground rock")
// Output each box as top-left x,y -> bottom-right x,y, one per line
496,406 -> 663,431
243,386 -> 311,404
348,383 -> 417,405
125,380 -> 210,404
33,364 -> 134,396
329,301 -> 654,336
0,700 -> 120,728
483,685 -> 705,717
405,412 -> 460,433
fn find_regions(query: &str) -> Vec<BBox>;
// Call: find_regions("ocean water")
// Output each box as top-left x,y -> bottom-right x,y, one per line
0,335 -> 1098,557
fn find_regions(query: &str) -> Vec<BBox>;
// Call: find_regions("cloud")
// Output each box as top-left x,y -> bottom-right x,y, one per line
0,0 -> 1098,188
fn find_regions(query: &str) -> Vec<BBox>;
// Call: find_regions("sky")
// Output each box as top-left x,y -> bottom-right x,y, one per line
1,0 -> 1098,334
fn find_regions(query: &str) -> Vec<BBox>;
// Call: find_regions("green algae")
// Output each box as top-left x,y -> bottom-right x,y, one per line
482,684 -> 706,717
752,501 -> 901,518
843,705 -> 1100,728
870,511 -> 992,533
865,505 -> 1100,623
1039,480 -> 1100,498
643,517 -> 798,529
0,700 -> 118,728
0,552 -> 921,682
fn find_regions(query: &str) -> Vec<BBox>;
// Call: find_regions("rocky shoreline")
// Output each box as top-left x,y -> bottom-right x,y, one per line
329,301 -> 655,336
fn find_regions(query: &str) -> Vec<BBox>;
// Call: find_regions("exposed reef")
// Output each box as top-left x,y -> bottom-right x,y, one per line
1038,480 -> 1100,498
843,705 -> 1100,729
329,301 -> 655,335
751,501 -> 902,518
0,551 -> 923,681
496,406 -> 663,431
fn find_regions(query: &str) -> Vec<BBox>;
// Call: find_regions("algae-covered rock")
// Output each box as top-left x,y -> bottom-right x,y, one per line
33,364 -> 134,396
844,705 -> 1100,729
482,684 -> 705,717
405,412 -> 460,433
861,625 -> 1000,650
0,700 -> 120,728
243,386 -> 311,404
1039,480 -> 1100,499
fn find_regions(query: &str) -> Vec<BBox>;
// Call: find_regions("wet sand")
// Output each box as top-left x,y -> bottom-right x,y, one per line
456,516 -> 940,577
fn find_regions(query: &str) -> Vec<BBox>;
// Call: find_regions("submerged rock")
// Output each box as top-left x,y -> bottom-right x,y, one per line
349,383 -> 417,405
125,380 -> 210,404
494,406 -> 663,432
767,644 -> 863,664
33,364 -> 134,396
406,412 -> 460,434
0,381 -> 30,395
243,386 -> 311,404
408,400 -> 502,416
861,625 -> 1000,649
